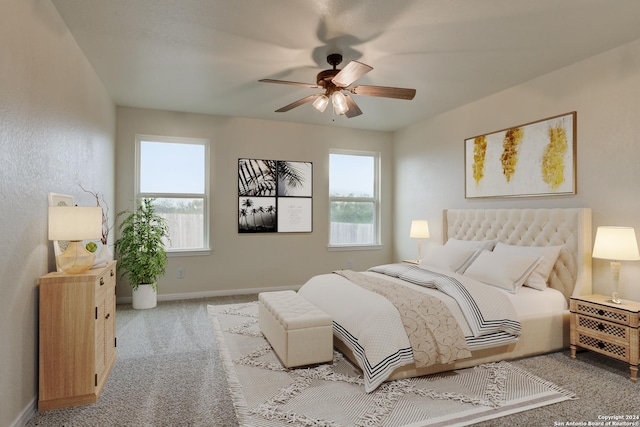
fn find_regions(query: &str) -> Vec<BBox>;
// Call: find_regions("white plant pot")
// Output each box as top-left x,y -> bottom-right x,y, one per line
132,283 -> 157,309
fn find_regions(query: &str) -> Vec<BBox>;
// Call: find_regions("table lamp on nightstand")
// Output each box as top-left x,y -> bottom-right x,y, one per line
592,226 -> 640,304
410,220 -> 430,263
48,206 -> 103,274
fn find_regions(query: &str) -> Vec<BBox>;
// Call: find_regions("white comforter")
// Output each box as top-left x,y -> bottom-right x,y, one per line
298,264 -> 521,392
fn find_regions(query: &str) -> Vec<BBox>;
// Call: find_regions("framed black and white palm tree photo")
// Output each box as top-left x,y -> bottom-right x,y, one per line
238,159 -> 312,233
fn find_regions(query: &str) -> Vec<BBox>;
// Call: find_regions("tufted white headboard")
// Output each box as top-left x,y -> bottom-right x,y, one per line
444,208 -> 592,302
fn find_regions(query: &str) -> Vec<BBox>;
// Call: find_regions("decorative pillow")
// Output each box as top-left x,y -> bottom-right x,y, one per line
493,243 -> 562,291
419,246 -> 480,274
445,238 -> 497,252
463,250 -> 542,293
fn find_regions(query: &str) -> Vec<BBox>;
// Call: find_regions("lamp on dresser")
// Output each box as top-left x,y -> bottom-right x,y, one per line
409,220 -> 430,263
592,226 -> 640,304
48,206 -> 102,274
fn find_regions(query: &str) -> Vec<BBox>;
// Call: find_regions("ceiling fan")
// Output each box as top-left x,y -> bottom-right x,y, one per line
259,54 -> 416,118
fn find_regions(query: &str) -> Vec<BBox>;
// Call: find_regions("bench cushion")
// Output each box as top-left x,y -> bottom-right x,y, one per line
259,290 -> 332,329
258,290 -> 333,368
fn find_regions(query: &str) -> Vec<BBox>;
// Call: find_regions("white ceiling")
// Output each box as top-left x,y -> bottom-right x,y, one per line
51,0 -> 640,132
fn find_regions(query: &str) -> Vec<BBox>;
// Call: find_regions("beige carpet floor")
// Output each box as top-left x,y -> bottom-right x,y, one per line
26,295 -> 639,426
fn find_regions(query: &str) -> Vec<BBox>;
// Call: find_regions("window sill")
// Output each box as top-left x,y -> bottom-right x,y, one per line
167,249 -> 212,257
327,245 -> 382,252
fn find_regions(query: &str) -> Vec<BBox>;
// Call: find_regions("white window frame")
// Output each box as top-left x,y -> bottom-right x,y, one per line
328,149 -> 381,250
135,134 -> 211,256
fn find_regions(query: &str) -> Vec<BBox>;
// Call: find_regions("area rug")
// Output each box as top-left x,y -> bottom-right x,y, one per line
208,302 -> 576,427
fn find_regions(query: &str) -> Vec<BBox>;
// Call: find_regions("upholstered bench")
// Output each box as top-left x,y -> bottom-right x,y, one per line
258,290 -> 333,368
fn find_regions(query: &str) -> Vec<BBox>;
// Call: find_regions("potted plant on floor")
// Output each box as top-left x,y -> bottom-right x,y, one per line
114,198 -> 169,309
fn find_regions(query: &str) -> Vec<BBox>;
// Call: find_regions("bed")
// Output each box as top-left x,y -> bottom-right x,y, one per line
298,208 -> 592,392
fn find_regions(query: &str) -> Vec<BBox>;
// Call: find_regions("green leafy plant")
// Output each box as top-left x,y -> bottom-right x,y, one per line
114,198 -> 169,291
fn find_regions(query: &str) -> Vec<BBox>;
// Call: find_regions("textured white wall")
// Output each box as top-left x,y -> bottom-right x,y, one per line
115,108 -> 394,299
394,38 -> 640,301
0,1 -> 115,425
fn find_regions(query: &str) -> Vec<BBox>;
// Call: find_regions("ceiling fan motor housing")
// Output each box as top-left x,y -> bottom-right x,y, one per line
317,53 -> 344,90
316,53 -> 342,90
316,69 -> 340,89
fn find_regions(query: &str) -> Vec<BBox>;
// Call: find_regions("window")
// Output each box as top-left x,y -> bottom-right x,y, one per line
329,150 -> 380,247
136,135 -> 210,254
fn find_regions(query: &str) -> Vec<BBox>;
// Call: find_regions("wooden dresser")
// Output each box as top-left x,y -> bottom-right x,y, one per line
38,261 -> 117,410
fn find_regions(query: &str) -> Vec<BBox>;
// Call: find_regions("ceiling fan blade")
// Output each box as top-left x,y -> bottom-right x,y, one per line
350,85 -> 416,100
343,93 -> 362,118
332,61 -> 373,87
259,79 -> 318,89
274,94 -> 321,112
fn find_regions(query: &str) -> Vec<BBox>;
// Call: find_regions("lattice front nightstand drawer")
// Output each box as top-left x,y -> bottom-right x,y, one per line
575,314 -> 631,343
575,332 -> 630,362
571,300 -> 634,326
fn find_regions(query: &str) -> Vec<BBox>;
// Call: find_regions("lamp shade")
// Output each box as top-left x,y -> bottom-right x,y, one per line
409,220 -> 430,239
592,226 -> 640,261
48,206 -> 103,241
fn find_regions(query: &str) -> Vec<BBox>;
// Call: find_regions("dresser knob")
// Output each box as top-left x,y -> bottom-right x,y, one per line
105,313 -> 110,320
597,323 -> 605,331
597,309 -> 605,316
597,341 -> 605,349
100,278 -> 104,286
110,269 -> 114,277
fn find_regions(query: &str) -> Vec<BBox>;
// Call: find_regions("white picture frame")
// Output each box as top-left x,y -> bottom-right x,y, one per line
48,193 -> 74,272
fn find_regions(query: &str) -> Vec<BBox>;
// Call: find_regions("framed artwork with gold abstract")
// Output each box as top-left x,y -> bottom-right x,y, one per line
465,112 -> 576,198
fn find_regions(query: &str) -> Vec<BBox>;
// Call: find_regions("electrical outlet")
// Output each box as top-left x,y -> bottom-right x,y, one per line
177,268 -> 185,279
347,259 -> 354,269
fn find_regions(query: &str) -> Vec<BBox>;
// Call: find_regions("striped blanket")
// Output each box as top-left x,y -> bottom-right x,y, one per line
298,263 -> 521,392
334,269 -> 472,368
369,264 -> 522,347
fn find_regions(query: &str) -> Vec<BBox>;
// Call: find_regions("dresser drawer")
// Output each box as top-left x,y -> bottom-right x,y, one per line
574,314 -> 631,344
574,331 -> 630,362
94,264 -> 116,291
571,299 -> 633,326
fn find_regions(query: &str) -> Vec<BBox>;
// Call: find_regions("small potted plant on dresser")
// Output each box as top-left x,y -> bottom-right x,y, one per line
114,198 -> 169,309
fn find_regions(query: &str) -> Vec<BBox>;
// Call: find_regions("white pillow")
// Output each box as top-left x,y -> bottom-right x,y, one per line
463,250 -> 542,293
493,243 -> 562,291
445,238 -> 497,252
419,246 -> 480,274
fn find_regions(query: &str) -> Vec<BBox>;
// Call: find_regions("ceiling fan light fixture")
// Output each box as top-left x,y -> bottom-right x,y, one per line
260,54 -> 415,119
331,91 -> 349,115
312,94 -> 329,112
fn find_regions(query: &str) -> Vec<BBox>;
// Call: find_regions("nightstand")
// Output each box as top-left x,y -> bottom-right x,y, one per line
570,294 -> 640,382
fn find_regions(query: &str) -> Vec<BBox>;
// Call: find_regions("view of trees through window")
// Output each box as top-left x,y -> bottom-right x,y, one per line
152,198 -> 205,250
137,136 -> 209,251
329,151 -> 379,246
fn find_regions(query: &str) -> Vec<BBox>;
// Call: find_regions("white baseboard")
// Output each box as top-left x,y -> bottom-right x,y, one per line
13,396 -> 36,427
115,284 -> 302,305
